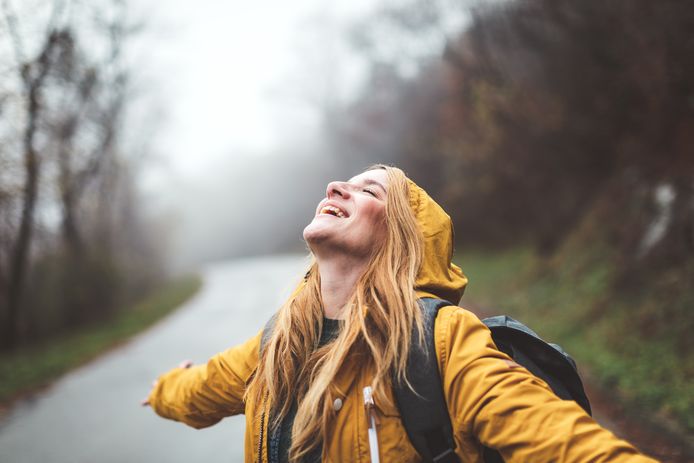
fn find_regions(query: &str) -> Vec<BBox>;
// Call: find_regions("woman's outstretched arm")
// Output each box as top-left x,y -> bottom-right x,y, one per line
437,306 -> 659,463
145,331 -> 261,429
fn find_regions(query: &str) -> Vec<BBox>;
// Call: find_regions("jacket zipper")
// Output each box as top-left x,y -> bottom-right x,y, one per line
257,392 -> 268,463
363,386 -> 380,463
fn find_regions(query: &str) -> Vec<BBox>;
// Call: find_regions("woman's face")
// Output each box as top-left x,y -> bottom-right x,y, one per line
303,169 -> 389,258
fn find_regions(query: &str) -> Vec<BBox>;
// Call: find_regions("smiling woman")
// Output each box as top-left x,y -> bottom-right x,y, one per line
144,164 -> 657,463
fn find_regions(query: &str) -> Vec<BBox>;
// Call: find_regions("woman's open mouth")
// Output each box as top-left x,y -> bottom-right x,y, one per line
320,205 -> 346,218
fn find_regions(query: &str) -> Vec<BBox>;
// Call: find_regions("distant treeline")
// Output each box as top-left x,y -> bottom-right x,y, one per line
0,1 -> 163,350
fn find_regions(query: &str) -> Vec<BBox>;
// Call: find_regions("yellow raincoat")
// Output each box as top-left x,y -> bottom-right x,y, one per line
148,179 -> 657,462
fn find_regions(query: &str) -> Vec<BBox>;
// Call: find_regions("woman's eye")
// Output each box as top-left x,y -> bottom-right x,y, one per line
363,188 -> 377,197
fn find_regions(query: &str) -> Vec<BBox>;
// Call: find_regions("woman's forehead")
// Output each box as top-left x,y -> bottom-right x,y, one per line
348,169 -> 389,190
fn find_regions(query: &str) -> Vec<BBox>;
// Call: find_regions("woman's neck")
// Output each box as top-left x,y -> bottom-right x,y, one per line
315,256 -> 368,320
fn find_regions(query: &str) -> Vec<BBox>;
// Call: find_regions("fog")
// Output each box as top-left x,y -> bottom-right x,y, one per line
165,147 -> 338,270
131,0 -> 382,271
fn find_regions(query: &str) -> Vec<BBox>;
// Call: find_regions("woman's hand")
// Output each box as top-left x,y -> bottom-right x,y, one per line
141,360 -> 193,407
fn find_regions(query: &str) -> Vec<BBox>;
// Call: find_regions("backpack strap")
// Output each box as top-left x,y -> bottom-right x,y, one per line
260,313 -> 277,354
394,297 -> 460,463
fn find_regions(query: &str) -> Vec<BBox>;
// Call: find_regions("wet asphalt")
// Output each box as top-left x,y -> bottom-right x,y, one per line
0,255 -> 309,463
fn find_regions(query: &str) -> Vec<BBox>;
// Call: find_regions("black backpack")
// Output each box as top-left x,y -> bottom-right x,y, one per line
399,298 -> 592,463
260,297 -> 592,463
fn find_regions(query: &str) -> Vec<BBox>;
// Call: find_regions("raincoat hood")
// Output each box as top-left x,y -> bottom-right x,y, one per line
407,178 -> 468,304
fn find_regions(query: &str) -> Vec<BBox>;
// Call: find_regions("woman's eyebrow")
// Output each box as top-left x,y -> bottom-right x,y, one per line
364,179 -> 387,193
349,178 -> 387,193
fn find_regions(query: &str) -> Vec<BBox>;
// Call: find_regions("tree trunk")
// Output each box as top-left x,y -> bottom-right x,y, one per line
2,34 -> 58,350
3,77 -> 42,349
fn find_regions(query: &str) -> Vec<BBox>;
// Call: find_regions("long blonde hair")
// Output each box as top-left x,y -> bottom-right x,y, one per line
246,165 -> 424,461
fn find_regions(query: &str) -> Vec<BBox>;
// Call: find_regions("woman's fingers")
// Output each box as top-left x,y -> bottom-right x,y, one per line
178,360 -> 193,369
141,379 -> 158,407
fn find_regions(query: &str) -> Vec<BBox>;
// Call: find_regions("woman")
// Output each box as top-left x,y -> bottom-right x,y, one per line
145,165 -> 656,462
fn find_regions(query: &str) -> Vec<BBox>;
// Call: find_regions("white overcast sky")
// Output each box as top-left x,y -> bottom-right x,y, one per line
118,0 -> 469,267
130,0 -> 376,186
118,0 -> 386,267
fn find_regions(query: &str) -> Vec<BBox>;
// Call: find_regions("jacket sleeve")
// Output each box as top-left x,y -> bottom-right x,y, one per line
147,331 -> 261,429
437,306 -> 658,463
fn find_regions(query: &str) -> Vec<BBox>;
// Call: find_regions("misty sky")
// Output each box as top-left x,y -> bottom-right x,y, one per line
129,0 -> 378,268
135,0 -> 374,183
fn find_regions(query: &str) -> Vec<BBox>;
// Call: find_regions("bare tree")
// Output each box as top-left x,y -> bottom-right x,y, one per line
1,0 -> 67,348
0,0 -> 158,347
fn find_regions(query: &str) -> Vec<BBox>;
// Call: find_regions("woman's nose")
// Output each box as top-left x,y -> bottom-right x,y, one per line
326,181 -> 350,199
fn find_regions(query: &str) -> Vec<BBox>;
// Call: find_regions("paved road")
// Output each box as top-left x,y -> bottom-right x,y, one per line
0,255 -> 309,463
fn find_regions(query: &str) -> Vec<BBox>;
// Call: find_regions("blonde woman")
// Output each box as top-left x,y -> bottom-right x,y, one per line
144,165 -> 656,462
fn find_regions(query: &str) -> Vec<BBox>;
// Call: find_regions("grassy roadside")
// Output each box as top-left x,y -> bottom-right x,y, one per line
455,248 -> 693,437
0,274 -> 202,405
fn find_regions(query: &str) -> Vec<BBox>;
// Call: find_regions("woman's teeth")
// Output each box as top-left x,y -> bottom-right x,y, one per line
320,205 -> 345,218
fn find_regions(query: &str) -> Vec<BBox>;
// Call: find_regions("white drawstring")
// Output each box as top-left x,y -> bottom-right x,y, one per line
363,386 -> 380,463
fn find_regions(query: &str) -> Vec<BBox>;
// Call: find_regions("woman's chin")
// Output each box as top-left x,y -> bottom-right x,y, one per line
302,223 -> 329,245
